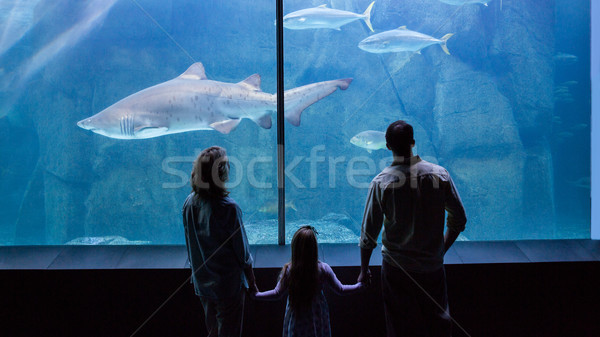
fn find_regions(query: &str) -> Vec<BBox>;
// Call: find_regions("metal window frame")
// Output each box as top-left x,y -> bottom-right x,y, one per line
276,0 -> 286,245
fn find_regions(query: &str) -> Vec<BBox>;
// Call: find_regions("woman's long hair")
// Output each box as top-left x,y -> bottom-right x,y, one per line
283,226 -> 320,310
190,146 -> 230,199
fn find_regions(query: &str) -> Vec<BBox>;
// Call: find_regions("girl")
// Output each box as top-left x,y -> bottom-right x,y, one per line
254,226 -> 365,337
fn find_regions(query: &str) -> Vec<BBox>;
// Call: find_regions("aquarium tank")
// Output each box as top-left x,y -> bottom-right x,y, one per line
0,0 -> 591,246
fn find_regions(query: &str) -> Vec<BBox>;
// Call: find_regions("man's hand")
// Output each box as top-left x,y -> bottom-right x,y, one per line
358,268 -> 372,286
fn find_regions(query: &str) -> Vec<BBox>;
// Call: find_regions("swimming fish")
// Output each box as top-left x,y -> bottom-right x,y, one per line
358,26 -> 454,55
553,52 -> 578,65
567,177 -> 590,190
438,0 -> 491,6
283,2 -> 375,32
77,62 -> 352,139
350,130 -> 387,153
258,200 -> 297,214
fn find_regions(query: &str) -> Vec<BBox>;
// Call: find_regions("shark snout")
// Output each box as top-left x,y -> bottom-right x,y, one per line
77,118 -> 94,130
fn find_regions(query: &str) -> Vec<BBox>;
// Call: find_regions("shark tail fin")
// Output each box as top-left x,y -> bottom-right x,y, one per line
284,78 -> 352,126
363,1 -> 375,32
439,33 -> 454,55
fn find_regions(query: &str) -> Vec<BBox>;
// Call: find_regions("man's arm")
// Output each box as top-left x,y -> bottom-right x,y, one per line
358,181 -> 384,285
444,174 -> 467,252
444,228 -> 460,253
358,247 -> 373,285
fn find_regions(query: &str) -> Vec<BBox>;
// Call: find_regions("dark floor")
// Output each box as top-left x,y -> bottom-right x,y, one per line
1,261 -> 599,336
1,240 -> 599,336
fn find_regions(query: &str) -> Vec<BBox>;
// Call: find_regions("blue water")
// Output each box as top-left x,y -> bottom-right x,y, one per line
0,0 -> 591,245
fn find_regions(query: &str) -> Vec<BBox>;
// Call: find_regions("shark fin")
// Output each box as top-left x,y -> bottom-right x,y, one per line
318,4 -> 327,8
238,74 -> 261,91
134,126 -> 168,138
284,78 -> 352,126
251,113 -> 272,129
398,26 -> 407,30
210,119 -> 241,134
179,62 -> 207,80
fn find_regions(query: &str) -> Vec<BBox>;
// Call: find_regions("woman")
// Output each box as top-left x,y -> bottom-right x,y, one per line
182,146 -> 257,337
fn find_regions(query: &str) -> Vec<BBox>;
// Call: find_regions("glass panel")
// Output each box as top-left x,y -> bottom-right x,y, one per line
283,0 -> 591,241
0,0 -> 276,245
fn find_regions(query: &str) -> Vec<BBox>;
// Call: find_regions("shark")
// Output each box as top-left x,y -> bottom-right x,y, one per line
77,62 -> 352,139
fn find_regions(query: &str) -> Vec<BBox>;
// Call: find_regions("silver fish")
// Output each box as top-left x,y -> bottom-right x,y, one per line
77,62 -> 352,139
358,26 -> 454,55
283,2 -> 374,32
350,130 -> 387,153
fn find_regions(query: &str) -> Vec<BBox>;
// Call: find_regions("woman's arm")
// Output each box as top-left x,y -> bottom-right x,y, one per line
322,262 -> 365,295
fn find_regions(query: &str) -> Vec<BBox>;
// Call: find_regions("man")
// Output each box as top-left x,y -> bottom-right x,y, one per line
183,146 -> 257,337
358,121 -> 467,337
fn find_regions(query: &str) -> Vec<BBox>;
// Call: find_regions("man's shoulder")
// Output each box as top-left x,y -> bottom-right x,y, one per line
416,159 -> 451,179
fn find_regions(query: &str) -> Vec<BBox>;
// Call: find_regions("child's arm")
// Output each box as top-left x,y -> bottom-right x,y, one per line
253,270 -> 289,301
322,262 -> 365,295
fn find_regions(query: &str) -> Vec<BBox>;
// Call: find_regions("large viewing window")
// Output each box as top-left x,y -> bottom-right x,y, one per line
0,0 -> 593,246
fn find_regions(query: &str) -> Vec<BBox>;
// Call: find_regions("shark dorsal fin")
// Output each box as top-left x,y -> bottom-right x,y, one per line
318,4 -> 327,8
179,62 -> 207,80
398,26 -> 407,30
238,74 -> 261,91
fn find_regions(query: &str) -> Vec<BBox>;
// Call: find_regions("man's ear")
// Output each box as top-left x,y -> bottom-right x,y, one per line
386,143 -> 391,150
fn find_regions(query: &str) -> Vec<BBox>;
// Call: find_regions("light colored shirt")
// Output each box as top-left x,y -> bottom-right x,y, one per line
360,156 -> 467,272
182,193 -> 253,299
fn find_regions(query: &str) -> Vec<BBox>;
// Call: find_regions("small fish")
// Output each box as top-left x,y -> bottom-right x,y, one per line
350,130 -> 387,153
567,177 -> 590,190
438,0 -> 491,6
569,123 -> 588,132
258,200 -> 297,214
556,131 -> 574,138
561,81 -> 578,87
283,2 -> 375,32
359,26 -> 453,55
554,52 -> 578,64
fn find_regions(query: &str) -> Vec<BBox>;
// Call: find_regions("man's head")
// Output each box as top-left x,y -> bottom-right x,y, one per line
385,120 -> 415,158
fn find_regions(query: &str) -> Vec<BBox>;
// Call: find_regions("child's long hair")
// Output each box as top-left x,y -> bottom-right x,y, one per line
282,226 -> 320,310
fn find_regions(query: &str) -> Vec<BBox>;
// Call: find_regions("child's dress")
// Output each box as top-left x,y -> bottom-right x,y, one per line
254,261 -> 364,337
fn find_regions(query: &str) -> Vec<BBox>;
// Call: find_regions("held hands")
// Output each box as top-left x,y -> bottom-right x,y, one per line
357,267 -> 372,287
248,282 -> 259,295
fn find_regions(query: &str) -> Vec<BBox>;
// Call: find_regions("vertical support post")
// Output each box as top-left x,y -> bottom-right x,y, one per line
592,0 -> 599,239
276,0 -> 286,245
